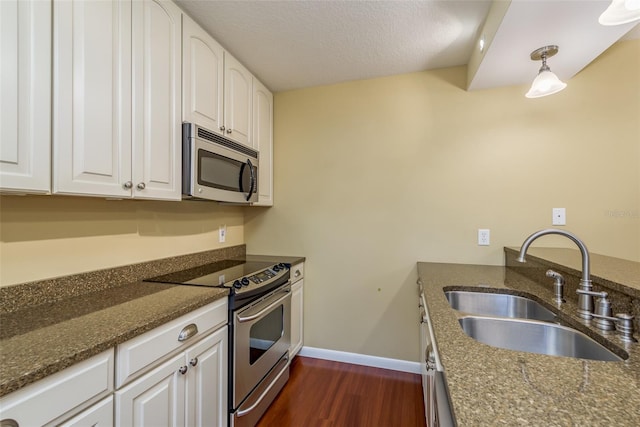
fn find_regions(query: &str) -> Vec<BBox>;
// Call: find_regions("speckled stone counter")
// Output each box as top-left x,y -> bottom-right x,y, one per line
0,246 -> 305,398
417,262 -> 640,426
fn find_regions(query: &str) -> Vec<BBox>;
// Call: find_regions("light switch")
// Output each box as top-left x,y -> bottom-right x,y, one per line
552,208 -> 566,226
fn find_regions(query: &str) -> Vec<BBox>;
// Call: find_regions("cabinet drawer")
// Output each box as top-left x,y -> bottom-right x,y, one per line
291,262 -> 304,283
58,395 -> 113,427
0,349 -> 114,427
116,298 -> 227,387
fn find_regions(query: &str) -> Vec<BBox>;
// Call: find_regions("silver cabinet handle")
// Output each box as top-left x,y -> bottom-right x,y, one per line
220,125 -> 225,131
226,128 -> 232,134
178,366 -> 188,375
136,182 -> 146,190
123,181 -> 133,189
190,357 -> 198,367
294,269 -> 301,278
178,323 -> 198,341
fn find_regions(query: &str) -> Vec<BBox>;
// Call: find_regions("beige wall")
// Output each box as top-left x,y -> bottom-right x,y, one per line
0,196 -> 244,286
245,40 -> 640,362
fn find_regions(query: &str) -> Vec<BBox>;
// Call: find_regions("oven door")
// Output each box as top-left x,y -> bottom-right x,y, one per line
233,283 -> 291,408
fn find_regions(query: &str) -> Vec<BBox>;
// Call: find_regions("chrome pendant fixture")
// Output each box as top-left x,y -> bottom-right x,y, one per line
525,45 -> 567,99
599,0 -> 640,26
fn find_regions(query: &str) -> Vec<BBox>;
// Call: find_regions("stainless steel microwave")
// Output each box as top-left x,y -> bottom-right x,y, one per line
182,123 -> 258,203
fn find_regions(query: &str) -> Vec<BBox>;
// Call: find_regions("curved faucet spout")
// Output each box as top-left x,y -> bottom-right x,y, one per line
516,228 -> 593,319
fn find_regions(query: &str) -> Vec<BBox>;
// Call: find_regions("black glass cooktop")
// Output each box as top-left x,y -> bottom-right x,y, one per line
145,259 -> 276,288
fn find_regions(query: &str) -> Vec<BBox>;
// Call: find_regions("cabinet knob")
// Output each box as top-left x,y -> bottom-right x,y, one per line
136,182 -> 146,190
226,128 -> 232,134
123,181 -> 133,190
220,125 -> 225,131
190,357 -> 198,367
178,366 -> 188,375
294,270 -> 301,278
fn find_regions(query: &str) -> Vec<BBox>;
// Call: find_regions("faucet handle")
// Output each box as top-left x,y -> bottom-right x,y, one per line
613,314 -> 637,343
591,312 -> 638,343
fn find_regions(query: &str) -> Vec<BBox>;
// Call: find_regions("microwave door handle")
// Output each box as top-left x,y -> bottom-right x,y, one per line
245,159 -> 255,201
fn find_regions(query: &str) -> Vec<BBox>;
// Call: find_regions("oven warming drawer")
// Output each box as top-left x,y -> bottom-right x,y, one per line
232,353 -> 289,427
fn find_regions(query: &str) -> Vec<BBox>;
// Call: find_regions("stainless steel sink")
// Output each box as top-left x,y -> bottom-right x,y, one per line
458,316 -> 623,362
445,290 -> 557,322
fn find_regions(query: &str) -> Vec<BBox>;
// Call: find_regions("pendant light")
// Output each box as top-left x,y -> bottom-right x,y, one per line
599,0 -> 640,26
525,45 -> 567,99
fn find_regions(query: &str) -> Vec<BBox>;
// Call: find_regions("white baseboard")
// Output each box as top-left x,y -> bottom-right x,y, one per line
298,346 -> 421,374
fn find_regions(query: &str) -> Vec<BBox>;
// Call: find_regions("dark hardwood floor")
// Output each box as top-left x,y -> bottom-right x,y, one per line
256,356 -> 426,427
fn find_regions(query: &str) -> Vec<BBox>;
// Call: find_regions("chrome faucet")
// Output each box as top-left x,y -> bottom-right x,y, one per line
517,229 -> 594,320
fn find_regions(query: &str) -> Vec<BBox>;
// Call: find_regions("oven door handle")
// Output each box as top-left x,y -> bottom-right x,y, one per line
237,290 -> 291,323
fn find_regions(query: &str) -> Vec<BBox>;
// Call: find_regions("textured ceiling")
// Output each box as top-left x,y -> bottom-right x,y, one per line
176,0 -> 492,92
176,0 -> 639,93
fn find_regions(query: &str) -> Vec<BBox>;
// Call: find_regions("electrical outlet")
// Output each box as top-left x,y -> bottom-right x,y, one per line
219,225 -> 226,243
478,229 -> 490,246
552,208 -> 566,226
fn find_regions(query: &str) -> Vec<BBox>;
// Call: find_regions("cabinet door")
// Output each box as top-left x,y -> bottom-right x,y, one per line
224,54 -> 252,147
251,78 -> 273,206
0,0 -> 51,194
52,0 -> 132,198
182,14 -> 224,135
290,279 -> 304,357
131,0 -> 182,200
185,327 -> 228,427
115,353 -> 186,427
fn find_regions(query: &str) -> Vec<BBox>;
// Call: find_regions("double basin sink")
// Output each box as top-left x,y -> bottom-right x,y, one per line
445,290 -> 624,362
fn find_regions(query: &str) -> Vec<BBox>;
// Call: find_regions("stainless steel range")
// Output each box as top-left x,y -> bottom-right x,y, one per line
146,259 -> 291,427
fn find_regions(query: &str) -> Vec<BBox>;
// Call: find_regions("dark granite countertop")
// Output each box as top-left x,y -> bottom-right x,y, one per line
417,262 -> 640,426
0,281 -> 228,397
0,248 -> 305,398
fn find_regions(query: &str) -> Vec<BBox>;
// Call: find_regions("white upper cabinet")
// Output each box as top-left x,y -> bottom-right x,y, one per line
182,16 -> 253,147
182,14 -> 224,135
53,0 -> 182,200
0,0 -> 51,194
131,0 -> 182,200
223,54 -> 253,147
252,78 -> 273,206
53,0 -> 132,198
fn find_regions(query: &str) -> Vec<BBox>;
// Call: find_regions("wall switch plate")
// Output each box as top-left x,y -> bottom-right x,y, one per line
552,208 -> 566,226
478,229 -> 490,246
219,225 -> 226,243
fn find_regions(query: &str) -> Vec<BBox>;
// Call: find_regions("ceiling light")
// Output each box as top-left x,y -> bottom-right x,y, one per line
599,0 -> 640,26
525,45 -> 567,99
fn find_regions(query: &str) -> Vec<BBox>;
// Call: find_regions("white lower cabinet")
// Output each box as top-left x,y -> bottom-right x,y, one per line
115,299 -> 228,427
0,349 -> 114,427
115,352 -> 186,427
115,327 -> 228,427
185,327 -> 228,427
289,263 -> 304,357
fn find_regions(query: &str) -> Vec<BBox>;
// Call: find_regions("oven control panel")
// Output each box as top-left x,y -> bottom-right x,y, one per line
232,263 -> 289,289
